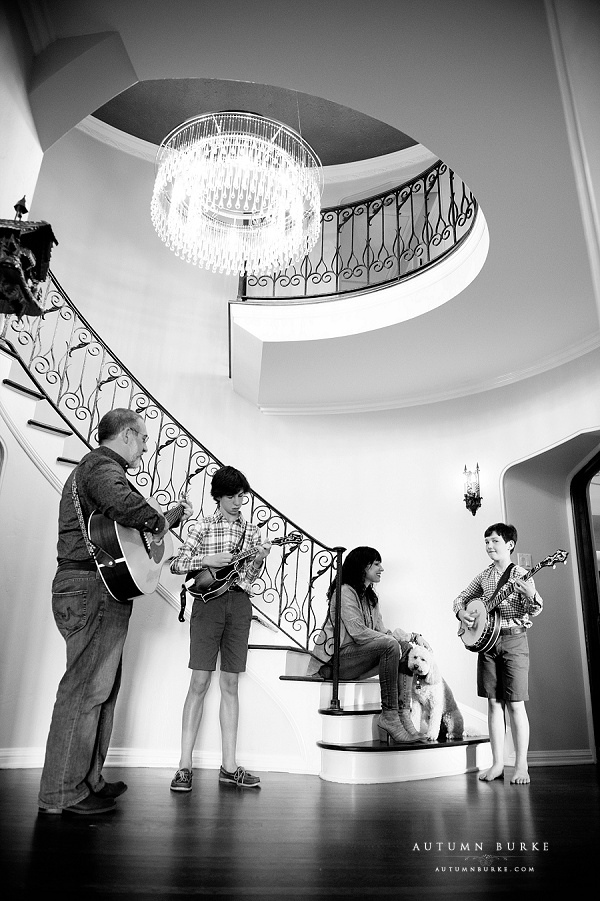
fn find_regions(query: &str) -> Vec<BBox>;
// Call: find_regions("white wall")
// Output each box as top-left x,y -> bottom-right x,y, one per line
0,2 -> 42,219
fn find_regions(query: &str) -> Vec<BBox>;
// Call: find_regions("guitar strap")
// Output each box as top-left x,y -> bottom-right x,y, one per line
71,475 -> 115,568
484,563 -> 514,613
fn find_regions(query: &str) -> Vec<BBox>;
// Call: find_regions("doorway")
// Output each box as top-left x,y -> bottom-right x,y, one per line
571,451 -> 600,761
503,431 -> 600,763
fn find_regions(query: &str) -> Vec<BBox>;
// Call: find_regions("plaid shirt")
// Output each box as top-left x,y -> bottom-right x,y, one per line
170,510 -> 262,593
453,563 -> 543,630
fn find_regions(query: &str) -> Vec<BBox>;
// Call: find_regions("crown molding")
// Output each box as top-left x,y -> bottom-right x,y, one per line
76,116 -> 158,163
257,335 -> 600,415
76,115 -> 434,183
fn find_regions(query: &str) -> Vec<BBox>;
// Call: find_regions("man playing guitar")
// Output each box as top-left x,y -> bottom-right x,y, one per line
453,523 -> 543,785
169,465 -> 271,793
38,408 -> 192,815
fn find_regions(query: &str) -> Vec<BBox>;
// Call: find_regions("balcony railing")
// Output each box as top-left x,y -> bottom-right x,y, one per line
242,159 -> 478,302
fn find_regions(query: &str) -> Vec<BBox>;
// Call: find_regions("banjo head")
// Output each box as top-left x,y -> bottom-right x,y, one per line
462,599 -> 500,651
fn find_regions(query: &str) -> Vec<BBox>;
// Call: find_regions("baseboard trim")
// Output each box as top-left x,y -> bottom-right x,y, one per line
0,747 -> 320,775
528,748 -> 596,767
0,746 -> 593,771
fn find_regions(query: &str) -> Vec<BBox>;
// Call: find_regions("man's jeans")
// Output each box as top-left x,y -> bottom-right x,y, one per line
336,635 -> 401,710
38,569 -> 132,809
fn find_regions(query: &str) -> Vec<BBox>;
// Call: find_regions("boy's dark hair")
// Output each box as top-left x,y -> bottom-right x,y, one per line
327,545 -> 382,608
97,408 -> 141,443
484,522 -> 518,547
211,465 -> 251,501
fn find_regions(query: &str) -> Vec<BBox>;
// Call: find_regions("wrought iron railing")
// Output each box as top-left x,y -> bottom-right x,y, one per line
242,159 -> 478,301
1,276 -> 340,657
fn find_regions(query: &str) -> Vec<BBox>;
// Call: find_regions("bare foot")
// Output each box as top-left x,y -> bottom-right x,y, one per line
510,768 -> 530,784
478,765 -> 504,781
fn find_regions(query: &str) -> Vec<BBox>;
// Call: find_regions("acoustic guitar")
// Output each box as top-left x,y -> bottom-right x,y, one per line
184,531 -> 303,603
88,497 -> 185,602
457,549 -> 568,653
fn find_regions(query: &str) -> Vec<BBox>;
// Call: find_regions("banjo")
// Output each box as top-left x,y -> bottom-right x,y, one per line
457,549 -> 569,653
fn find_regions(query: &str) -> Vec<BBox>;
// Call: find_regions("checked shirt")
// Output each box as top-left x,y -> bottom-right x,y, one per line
453,563 -> 543,630
170,509 -> 262,593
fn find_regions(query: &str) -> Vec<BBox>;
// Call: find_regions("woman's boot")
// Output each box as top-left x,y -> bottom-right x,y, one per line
399,674 -> 421,738
377,708 -> 419,743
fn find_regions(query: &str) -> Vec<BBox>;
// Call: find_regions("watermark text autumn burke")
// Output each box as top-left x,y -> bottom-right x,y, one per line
412,841 -> 549,874
412,842 -> 549,852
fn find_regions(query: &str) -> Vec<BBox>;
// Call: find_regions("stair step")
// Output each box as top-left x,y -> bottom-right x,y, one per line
280,674 -> 333,682
318,735 -> 492,784
26,419 -> 72,437
318,735 -> 490,752
2,378 -> 44,400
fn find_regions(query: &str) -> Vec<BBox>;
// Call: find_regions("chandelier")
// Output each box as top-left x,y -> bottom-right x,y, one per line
151,111 -> 323,276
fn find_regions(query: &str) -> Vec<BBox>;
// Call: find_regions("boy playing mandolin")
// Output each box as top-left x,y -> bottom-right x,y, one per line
169,466 -> 270,792
453,523 -> 543,784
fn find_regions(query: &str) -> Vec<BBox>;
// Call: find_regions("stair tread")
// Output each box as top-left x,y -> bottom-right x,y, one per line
27,419 -> 72,437
279,675 -> 379,683
2,378 -> 45,400
317,734 -> 490,752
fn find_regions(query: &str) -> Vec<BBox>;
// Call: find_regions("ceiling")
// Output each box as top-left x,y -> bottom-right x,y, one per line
20,0 -> 600,413
93,79 -> 417,167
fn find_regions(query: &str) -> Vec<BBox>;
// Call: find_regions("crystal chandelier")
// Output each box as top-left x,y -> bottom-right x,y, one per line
151,111 -> 323,276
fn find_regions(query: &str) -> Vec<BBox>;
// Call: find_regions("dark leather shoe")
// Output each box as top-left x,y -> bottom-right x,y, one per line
63,795 -> 116,815
94,780 -> 128,799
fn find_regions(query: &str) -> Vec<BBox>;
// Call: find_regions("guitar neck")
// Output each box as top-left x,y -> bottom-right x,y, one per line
228,536 -> 289,567
164,503 -> 185,530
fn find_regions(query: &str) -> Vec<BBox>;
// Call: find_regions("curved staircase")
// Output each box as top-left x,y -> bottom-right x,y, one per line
1,329 -> 491,784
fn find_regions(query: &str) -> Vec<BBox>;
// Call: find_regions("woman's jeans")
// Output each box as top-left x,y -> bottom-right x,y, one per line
334,635 -> 401,710
38,569 -> 132,809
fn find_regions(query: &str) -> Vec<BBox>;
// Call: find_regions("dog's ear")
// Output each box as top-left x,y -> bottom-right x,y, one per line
421,649 -> 440,684
423,655 -> 442,685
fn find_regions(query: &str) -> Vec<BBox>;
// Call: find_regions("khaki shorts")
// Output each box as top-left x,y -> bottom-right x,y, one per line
189,588 -> 252,673
477,632 -> 530,701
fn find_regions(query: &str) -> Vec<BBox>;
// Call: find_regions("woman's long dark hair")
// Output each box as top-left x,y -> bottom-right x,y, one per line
327,546 -> 382,607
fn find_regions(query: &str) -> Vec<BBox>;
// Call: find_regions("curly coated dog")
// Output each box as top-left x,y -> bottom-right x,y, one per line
406,645 -> 465,742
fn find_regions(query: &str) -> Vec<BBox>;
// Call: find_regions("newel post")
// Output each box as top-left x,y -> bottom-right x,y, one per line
329,545 -> 346,711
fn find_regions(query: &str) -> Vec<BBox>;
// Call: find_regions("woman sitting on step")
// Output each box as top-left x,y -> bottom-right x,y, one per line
307,546 -> 432,743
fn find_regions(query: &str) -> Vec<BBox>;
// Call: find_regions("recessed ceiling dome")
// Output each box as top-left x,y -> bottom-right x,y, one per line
93,78 -> 417,166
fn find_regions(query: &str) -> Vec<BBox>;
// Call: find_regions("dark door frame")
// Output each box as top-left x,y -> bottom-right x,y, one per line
571,453 -> 600,762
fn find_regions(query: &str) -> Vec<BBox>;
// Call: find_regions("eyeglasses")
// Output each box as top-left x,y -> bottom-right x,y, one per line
129,427 -> 149,443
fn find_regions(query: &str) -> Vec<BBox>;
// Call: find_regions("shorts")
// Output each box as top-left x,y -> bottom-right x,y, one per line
189,588 -> 252,673
477,632 -> 530,701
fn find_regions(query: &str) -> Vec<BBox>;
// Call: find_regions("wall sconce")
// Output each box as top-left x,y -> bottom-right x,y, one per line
463,464 -> 482,515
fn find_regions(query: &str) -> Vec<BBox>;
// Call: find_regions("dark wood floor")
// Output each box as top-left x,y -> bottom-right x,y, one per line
1,765 -> 598,899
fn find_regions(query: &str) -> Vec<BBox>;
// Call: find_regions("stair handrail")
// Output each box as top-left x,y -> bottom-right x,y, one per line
1,278 -> 344,683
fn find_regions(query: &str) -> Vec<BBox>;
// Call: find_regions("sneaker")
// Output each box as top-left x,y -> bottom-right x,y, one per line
219,766 -> 261,788
170,768 -> 193,792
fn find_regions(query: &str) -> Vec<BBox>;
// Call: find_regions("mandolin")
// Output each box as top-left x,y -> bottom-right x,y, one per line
184,532 -> 303,602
